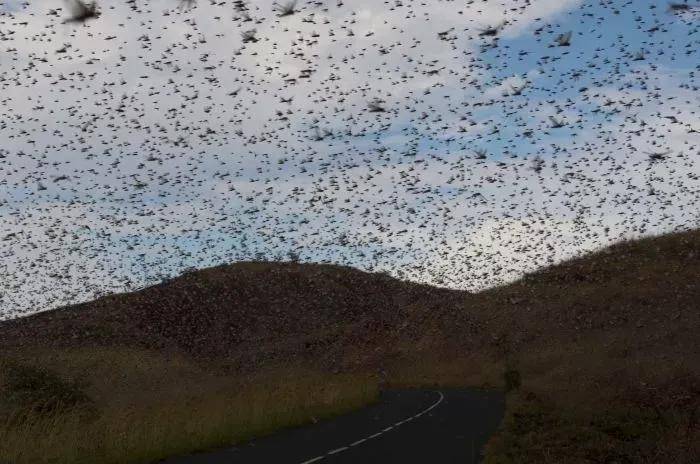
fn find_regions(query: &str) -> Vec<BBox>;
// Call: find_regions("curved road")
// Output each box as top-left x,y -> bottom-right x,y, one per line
161,389 -> 505,464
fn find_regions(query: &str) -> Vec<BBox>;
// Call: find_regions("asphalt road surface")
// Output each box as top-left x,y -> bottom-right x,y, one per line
161,389 -> 505,464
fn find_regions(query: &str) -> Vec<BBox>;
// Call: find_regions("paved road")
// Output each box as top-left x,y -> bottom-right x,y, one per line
161,389 -> 505,464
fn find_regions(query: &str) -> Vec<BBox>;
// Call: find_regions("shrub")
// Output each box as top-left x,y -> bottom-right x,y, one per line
1,362 -> 92,418
504,368 -> 521,392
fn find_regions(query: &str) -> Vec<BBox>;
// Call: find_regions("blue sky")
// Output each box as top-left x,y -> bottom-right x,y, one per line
0,0 -> 698,318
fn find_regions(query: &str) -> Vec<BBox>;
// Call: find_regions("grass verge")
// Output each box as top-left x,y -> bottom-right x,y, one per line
0,356 -> 378,464
484,389 -> 699,464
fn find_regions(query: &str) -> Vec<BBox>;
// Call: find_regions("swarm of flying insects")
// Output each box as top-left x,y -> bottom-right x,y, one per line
273,1 -> 298,17
178,0 -> 197,10
553,31 -> 572,47
477,21 -> 506,37
241,29 -> 258,43
64,0 -> 99,22
531,155 -> 546,173
473,149 -> 488,160
367,99 -> 387,113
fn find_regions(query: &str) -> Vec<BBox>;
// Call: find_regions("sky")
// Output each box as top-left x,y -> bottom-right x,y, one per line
0,0 -> 698,319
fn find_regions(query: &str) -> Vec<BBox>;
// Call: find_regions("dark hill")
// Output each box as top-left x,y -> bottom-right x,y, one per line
463,229 -> 700,463
466,229 -> 699,355
2,231 -> 698,374
0,262 -> 465,372
2,230 -> 698,374
1,230 -> 698,463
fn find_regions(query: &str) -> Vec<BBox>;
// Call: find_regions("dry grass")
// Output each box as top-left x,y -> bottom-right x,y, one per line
0,350 -> 378,464
1,230 -> 698,464
484,388 -> 699,464
385,352 -> 504,390
481,338 -> 700,463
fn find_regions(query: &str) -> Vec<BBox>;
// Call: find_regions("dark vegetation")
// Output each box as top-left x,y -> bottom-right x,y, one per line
0,361 -> 92,419
1,229 -> 698,463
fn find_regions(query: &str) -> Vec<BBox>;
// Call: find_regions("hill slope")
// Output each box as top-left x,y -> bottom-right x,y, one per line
466,229 -> 699,359
0,262 -> 464,373
467,230 -> 700,463
1,229 -> 698,463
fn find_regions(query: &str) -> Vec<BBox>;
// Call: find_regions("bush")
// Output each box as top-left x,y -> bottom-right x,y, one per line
504,368 -> 521,392
1,362 -> 92,417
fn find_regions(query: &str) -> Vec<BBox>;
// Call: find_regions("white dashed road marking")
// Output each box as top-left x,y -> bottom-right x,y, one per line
327,447 -> 348,455
299,457 -> 325,464
297,391 -> 444,463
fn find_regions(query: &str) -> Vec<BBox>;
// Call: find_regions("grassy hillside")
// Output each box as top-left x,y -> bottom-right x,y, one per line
1,230 -> 698,463
471,230 -> 700,463
0,264 -> 460,464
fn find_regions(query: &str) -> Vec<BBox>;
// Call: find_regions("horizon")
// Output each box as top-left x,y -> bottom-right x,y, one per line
1,0 -> 698,319
2,227 -> 695,322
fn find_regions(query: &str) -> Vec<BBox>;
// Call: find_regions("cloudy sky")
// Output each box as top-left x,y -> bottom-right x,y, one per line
0,0 -> 698,319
